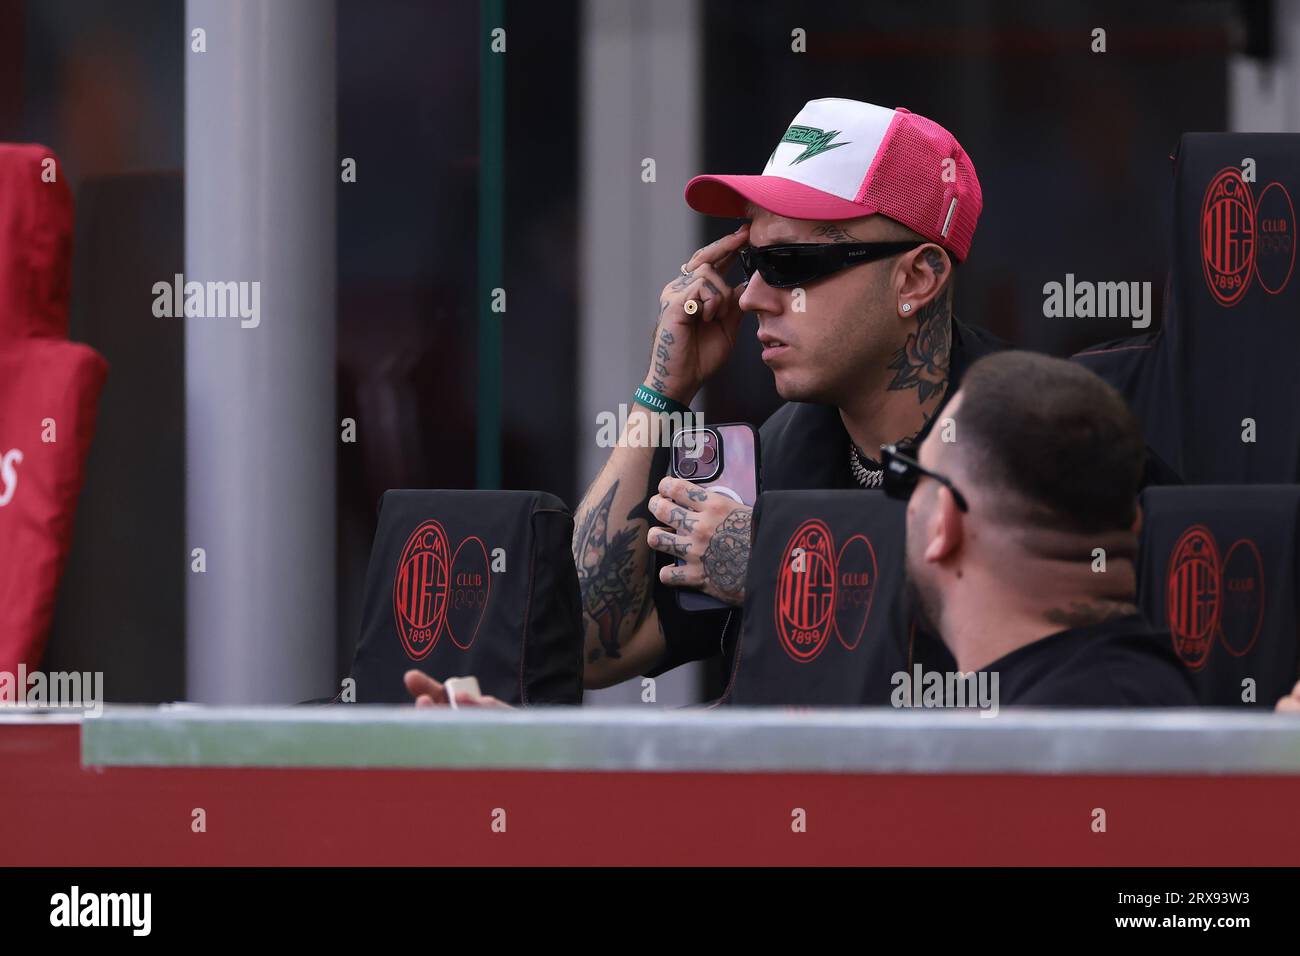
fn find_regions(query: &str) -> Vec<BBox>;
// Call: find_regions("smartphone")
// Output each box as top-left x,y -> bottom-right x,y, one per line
668,423 -> 760,611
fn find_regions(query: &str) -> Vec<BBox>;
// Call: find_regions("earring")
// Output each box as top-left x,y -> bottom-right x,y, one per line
901,302 -> 912,313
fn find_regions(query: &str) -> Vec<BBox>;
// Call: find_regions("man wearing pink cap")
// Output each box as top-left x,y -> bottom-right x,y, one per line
572,98 -> 1004,689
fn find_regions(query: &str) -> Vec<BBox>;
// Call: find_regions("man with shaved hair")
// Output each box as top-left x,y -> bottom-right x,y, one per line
888,350 -> 1195,706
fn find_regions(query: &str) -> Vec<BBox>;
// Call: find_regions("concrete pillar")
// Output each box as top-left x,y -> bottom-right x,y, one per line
1229,2 -> 1300,131
185,0 -> 337,703
578,0 -> 703,706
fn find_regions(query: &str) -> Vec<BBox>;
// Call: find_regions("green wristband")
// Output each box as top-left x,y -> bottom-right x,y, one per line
634,383 -> 692,418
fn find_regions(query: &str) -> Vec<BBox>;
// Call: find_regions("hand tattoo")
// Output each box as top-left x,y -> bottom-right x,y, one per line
667,506 -> 698,533
652,532 -> 691,559
669,270 -> 696,292
702,508 -> 752,605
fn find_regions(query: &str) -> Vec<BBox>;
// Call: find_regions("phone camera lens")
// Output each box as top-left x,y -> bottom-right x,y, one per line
678,457 -> 698,478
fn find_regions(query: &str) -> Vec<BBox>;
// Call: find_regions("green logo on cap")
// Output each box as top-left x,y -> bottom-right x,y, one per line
771,125 -> 850,166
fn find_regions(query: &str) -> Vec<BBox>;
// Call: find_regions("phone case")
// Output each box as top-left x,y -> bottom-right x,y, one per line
669,422 -> 760,612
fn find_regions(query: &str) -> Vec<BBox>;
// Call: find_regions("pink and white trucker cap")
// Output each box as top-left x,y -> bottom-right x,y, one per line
684,98 -> 983,262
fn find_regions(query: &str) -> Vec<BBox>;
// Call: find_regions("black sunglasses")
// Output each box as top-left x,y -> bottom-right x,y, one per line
739,241 -> 922,289
880,443 -> 969,512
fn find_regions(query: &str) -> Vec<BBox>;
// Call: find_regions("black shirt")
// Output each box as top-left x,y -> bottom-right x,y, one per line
649,315 -> 1006,678
987,614 -> 1198,707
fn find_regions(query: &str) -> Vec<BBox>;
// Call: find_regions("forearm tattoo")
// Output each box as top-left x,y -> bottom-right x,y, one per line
886,249 -> 951,404
573,481 -> 648,662
702,508 -> 752,604
650,326 -> 674,391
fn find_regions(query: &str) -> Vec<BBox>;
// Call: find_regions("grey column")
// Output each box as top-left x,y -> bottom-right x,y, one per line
1229,3 -> 1300,131
579,0 -> 702,706
185,0 -> 336,703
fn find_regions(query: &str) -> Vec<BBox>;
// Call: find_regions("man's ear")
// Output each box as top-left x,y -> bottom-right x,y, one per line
896,243 -> 952,314
1130,503 -> 1143,536
922,485 -> 964,563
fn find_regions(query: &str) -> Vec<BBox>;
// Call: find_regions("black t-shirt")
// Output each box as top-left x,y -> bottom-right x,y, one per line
986,614 -> 1197,707
648,315 -> 1006,679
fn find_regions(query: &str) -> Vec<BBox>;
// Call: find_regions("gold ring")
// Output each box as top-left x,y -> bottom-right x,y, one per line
683,299 -> 699,315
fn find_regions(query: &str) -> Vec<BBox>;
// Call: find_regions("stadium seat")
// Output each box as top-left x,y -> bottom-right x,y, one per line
0,145 -> 107,672
1136,484 -> 1300,707
722,489 -> 916,706
1075,132 -> 1300,483
347,489 -> 584,704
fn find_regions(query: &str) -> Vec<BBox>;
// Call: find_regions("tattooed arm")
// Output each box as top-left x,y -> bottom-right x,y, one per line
573,449 -> 668,688
572,225 -> 750,688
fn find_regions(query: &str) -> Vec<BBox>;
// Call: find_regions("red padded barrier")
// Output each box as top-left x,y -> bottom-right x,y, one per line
0,145 -> 108,670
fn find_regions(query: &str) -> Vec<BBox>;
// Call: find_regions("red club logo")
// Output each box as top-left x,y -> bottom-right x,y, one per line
1166,525 -> 1221,670
394,520 -> 451,661
447,535 -> 491,649
1201,167 -> 1256,307
833,534 -> 878,651
775,519 -> 837,663
1219,538 -> 1265,658
1253,181 -> 1295,296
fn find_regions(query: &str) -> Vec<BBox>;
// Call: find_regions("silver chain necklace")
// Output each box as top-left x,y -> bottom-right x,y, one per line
848,442 -> 884,489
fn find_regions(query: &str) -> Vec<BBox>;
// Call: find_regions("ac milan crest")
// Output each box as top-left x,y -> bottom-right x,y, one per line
776,519 -> 837,663
394,520 -> 452,661
1166,525 -> 1221,670
1200,167 -> 1255,307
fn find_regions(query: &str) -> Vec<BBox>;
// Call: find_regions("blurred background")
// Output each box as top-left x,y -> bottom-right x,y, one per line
0,0 -> 1294,706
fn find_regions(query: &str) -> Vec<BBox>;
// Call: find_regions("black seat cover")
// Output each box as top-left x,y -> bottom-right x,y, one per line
724,490 -> 912,706
1075,132 -> 1300,483
1137,485 -> 1300,706
349,489 -> 583,704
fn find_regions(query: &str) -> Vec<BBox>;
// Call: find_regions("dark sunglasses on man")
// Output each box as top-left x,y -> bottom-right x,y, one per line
880,443 -> 969,512
738,240 -> 923,289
